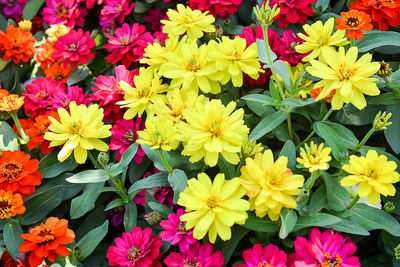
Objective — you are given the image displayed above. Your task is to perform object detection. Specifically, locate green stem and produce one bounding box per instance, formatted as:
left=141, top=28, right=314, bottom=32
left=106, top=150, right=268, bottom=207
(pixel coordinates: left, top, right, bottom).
left=235, top=157, right=245, bottom=177
left=287, top=112, right=293, bottom=141
left=305, top=171, right=320, bottom=190
left=10, top=112, right=29, bottom=143
left=88, top=151, right=101, bottom=169
left=103, top=165, right=129, bottom=203
left=347, top=195, right=360, bottom=209
left=159, top=149, right=173, bottom=173
left=355, top=128, right=376, bottom=150
left=350, top=39, right=355, bottom=47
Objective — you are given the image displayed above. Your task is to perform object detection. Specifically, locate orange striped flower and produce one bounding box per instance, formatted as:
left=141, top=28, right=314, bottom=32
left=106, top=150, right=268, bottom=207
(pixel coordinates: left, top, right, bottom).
left=335, top=10, right=373, bottom=40
left=0, top=190, right=25, bottom=219
left=0, top=94, right=24, bottom=112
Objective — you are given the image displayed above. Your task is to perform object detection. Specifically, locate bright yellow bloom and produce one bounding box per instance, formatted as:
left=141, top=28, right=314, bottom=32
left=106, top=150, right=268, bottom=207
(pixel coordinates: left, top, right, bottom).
left=161, top=4, right=215, bottom=39
left=178, top=173, right=250, bottom=243
left=117, top=67, right=168, bottom=119
left=341, top=150, right=400, bottom=205
left=137, top=116, right=180, bottom=151
left=296, top=17, right=349, bottom=62
left=0, top=94, right=24, bottom=112
left=18, top=20, right=32, bottom=32
left=178, top=99, right=249, bottom=167
left=297, top=141, right=332, bottom=173
left=239, top=150, right=305, bottom=221
left=44, top=101, right=111, bottom=164
left=307, top=46, right=380, bottom=110
left=45, top=24, right=71, bottom=42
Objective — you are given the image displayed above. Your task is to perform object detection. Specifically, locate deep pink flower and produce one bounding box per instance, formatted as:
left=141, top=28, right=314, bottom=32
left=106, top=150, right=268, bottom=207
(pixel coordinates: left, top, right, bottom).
left=48, top=85, right=90, bottom=109
left=109, top=118, right=145, bottom=162
left=145, top=9, right=167, bottom=31
left=188, top=0, right=242, bottom=19
left=107, top=227, right=162, bottom=267
left=91, top=65, right=138, bottom=122
left=160, top=209, right=197, bottom=252
left=0, top=0, right=28, bottom=19
left=164, top=242, right=224, bottom=267
left=99, top=0, right=135, bottom=31
left=42, top=0, right=87, bottom=27
left=288, top=228, right=361, bottom=267
left=263, top=0, right=316, bottom=28
left=238, top=243, right=287, bottom=267
left=152, top=31, right=168, bottom=46
left=80, top=0, right=104, bottom=9
left=272, top=30, right=307, bottom=66
left=104, top=23, right=154, bottom=67
left=23, top=78, right=66, bottom=116
left=53, top=29, right=96, bottom=69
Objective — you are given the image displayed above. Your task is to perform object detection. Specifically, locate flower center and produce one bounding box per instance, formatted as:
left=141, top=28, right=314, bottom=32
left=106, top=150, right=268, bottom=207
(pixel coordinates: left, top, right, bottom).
left=0, top=161, right=23, bottom=182
left=68, top=121, right=82, bottom=135
left=320, top=252, right=343, bottom=267
left=137, top=86, right=151, bottom=98
left=56, top=2, right=68, bottom=20
left=207, top=120, right=222, bottom=137
left=345, top=17, right=360, bottom=28
left=35, top=89, right=47, bottom=98
left=37, top=229, right=56, bottom=243
left=126, top=247, right=141, bottom=262
left=124, top=130, right=136, bottom=143
left=0, top=199, right=13, bottom=216
left=337, top=63, right=356, bottom=81
left=183, top=257, right=200, bottom=267
left=258, top=261, right=273, bottom=267
left=39, top=120, right=51, bottom=134
left=69, top=43, right=78, bottom=52
left=366, top=168, right=378, bottom=179
left=187, top=57, right=200, bottom=72
left=177, top=221, right=187, bottom=232
left=207, top=196, right=219, bottom=208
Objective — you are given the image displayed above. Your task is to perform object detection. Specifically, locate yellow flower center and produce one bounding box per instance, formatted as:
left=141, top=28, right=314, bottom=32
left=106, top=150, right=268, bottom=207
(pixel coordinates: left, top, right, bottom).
left=207, top=120, right=222, bottom=137
left=320, top=252, right=343, bottom=267
left=0, top=199, right=13, bottom=217
left=187, top=57, right=200, bottom=72
left=345, top=17, right=360, bottom=28
left=337, top=63, right=356, bottom=81
left=177, top=221, right=188, bottom=232
left=183, top=256, right=200, bottom=267
left=137, top=86, right=151, bottom=98
left=207, top=196, right=220, bottom=208
left=127, top=247, right=141, bottom=262
left=35, top=89, right=47, bottom=98
left=0, top=161, right=23, bottom=182
left=68, top=121, right=83, bottom=135
left=258, top=261, right=272, bottom=267
left=36, top=228, right=56, bottom=244
left=366, top=168, right=378, bottom=179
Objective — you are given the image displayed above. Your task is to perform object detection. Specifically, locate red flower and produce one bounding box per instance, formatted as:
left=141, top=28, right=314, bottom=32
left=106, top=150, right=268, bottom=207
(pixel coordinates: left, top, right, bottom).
left=12, top=118, right=34, bottom=138
left=0, top=25, right=36, bottom=64
left=188, top=0, right=242, bottom=19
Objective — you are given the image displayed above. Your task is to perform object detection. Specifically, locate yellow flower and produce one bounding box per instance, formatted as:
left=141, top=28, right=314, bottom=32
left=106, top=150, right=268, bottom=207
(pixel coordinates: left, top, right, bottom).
left=137, top=116, right=180, bottom=151
left=44, top=101, right=111, bottom=164
left=178, top=99, right=249, bottom=167
left=239, top=149, right=305, bottom=221
left=45, top=24, right=71, bottom=42
left=341, top=150, right=400, bottom=205
left=178, top=173, right=250, bottom=243
left=306, top=46, right=380, bottom=110
left=208, top=36, right=261, bottom=87
left=161, top=4, right=215, bottom=39
left=295, top=17, right=349, bottom=62
left=0, top=94, right=24, bottom=112
left=117, top=67, right=168, bottom=119
left=297, top=141, right=332, bottom=173
left=18, top=20, right=32, bottom=32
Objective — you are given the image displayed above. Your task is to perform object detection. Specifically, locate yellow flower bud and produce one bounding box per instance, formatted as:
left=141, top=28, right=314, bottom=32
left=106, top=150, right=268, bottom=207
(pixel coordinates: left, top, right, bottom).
left=373, top=111, right=392, bottom=130
left=18, top=20, right=32, bottom=32
left=253, top=1, right=280, bottom=26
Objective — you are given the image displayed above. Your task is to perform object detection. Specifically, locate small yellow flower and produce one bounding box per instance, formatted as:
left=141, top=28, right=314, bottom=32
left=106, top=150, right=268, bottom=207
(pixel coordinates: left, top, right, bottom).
left=178, top=173, right=250, bottom=243
left=0, top=94, right=24, bottom=112
left=297, top=141, right=332, bottom=172
left=137, top=116, right=180, bottom=151
left=161, top=4, right=215, bottom=39
left=45, top=24, right=71, bottom=42
left=341, top=150, right=400, bottom=205
left=18, top=20, right=32, bottom=32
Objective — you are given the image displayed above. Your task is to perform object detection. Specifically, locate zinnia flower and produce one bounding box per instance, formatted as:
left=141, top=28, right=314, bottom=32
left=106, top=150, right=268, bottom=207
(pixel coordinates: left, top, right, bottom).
left=160, top=208, right=197, bottom=252
left=178, top=99, right=249, bottom=167
left=48, top=85, right=90, bottom=109
left=36, top=40, right=56, bottom=70
left=99, top=0, right=135, bottom=30
left=45, top=24, right=71, bottom=42
left=44, top=62, right=73, bottom=83
left=0, top=189, right=26, bottom=219
left=239, top=149, right=304, bottom=221
left=42, top=0, right=87, bottom=28
left=0, top=94, right=24, bottom=112
left=107, top=227, right=162, bottom=267
left=109, top=118, right=145, bottom=162
left=12, top=118, right=34, bottom=138
left=164, top=242, right=224, bottom=267
left=161, top=4, right=216, bottom=39
left=238, top=243, right=288, bottom=267
left=306, top=46, right=380, bottom=110
left=20, top=217, right=75, bottom=267
left=53, top=29, right=96, bottom=69
left=275, top=30, right=307, bottom=66
left=0, top=150, right=42, bottom=197
left=44, top=101, right=111, bottom=164
left=335, top=10, right=373, bottom=40
left=0, top=25, right=36, bottom=64
left=340, top=149, right=400, bottom=205
left=297, top=141, right=332, bottom=173
left=0, top=0, right=28, bottom=19
left=288, top=228, right=360, bottom=266
left=188, top=0, right=242, bottom=19
left=144, top=9, right=167, bottom=31
left=178, top=173, right=250, bottom=243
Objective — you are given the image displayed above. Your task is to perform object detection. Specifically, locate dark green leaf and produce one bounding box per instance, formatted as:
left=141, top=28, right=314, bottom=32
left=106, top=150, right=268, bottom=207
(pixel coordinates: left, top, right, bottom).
left=281, top=98, right=316, bottom=108
left=38, top=151, right=78, bottom=178
left=221, top=226, right=249, bottom=267
left=66, top=169, right=108, bottom=183
left=384, top=103, right=400, bottom=154
left=67, top=66, right=90, bottom=85
left=4, top=223, right=23, bottom=260
left=168, top=169, right=188, bottom=202
left=279, top=208, right=297, bottom=239
left=148, top=201, right=173, bottom=218
left=110, top=143, right=138, bottom=176
left=124, top=202, right=137, bottom=232
left=242, top=212, right=279, bottom=232
left=141, top=145, right=171, bottom=172
left=321, top=171, right=351, bottom=211
left=336, top=104, right=384, bottom=126
left=309, top=184, right=327, bottom=213
left=293, top=213, right=341, bottom=231
left=241, top=94, right=277, bottom=106
left=77, top=220, right=109, bottom=261
left=279, top=140, right=296, bottom=170
left=0, top=15, right=6, bottom=31
left=369, top=92, right=399, bottom=105
left=70, top=182, right=104, bottom=219
left=23, top=0, right=46, bottom=20
left=330, top=219, right=370, bottom=236
left=0, top=121, right=19, bottom=151
left=218, top=156, right=236, bottom=179
left=128, top=172, right=169, bottom=195
left=104, top=198, right=125, bottom=211
left=249, top=110, right=287, bottom=140
left=356, top=31, right=400, bottom=53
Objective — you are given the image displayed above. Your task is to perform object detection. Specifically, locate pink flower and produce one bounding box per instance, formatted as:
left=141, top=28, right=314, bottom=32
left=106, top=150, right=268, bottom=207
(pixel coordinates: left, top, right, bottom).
left=164, top=242, right=224, bottom=267
left=159, top=209, right=197, bottom=252
left=188, top=0, right=242, bottom=19
left=91, top=65, right=138, bottom=122
left=107, top=227, right=162, bottom=267
left=272, top=30, right=307, bottom=66
left=0, top=0, right=28, bottom=19
left=99, top=0, right=135, bottom=31
left=80, top=0, right=104, bottom=9
left=238, top=243, right=288, bottom=267
left=288, top=228, right=361, bottom=267
left=42, top=0, right=87, bottom=27
left=144, top=9, right=168, bottom=31
left=263, top=0, right=316, bottom=28
left=48, top=85, right=90, bottom=109
left=53, top=29, right=96, bottom=69
left=109, top=118, right=145, bottom=162
left=104, top=23, right=154, bottom=67
left=23, top=78, right=66, bottom=116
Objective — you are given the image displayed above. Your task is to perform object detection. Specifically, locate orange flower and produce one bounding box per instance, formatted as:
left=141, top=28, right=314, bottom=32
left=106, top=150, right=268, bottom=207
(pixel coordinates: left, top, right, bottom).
left=310, top=87, right=336, bottom=103
left=36, top=40, right=56, bottom=70
left=0, top=189, right=26, bottom=219
left=0, top=151, right=42, bottom=196
left=0, top=25, right=36, bottom=64
left=0, top=89, right=9, bottom=98
left=335, top=10, right=373, bottom=40
left=26, top=111, right=60, bottom=155
left=20, top=217, right=75, bottom=267
left=44, top=63, right=73, bottom=83
left=12, top=117, right=34, bottom=137
left=0, top=94, right=24, bottom=112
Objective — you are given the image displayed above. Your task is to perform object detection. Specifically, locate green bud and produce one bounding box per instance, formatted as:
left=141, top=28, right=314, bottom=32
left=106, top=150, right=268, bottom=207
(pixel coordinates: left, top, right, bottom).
left=373, top=111, right=392, bottom=131
left=97, top=152, right=109, bottom=167
left=384, top=201, right=395, bottom=214
left=394, top=244, right=400, bottom=260
left=254, top=1, right=280, bottom=26
left=144, top=211, right=161, bottom=226
left=377, top=61, right=392, bottom=77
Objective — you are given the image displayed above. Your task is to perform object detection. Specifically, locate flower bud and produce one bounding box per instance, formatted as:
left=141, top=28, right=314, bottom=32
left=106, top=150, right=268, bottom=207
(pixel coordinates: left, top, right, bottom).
left=144, top=211, right=161, bottom=226
left=206, top=25, right=223, bottom=40
left=18, top=20, right=32, bottom=32
left=97, top=152, right=109, bottom=167
left=384, top=201, right=395, bottom=214
left=377, top=61, right=391, bottom=77
left=394, top=244, right=400, bottom=260
left=254, top=1, right=280, bottom=26
left=241, top=138, right=263, bottom=159
left=373, top=111, right=392, bottom=131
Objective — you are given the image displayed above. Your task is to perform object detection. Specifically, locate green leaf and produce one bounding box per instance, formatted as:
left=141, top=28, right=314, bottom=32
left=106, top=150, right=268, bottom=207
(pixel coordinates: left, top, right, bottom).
left=336, top=104, right=384, bottom=126
left=269, top=60, right=291, bottom=91
left=293, top=213, right=341, bottom=231
left=309, top=184, right=327, bottom=214
left=124, top=202, right=137, bottom=232
left=369, top=92, right=399, bottom=105
left=104, top=198, right=125, bottom=211
left=241, top=94, right=277, bottom=106
left=384, top=103, right=400, bottom=154
left=242, top=212, right=279, bottom=232
left=23, top=0, right=46, bottom=20
left=168, top=169, right=188, bottom=202
left=321, top=172, right=351, bottom=211
left=218, top=156, right=236, bottom=179
left=330, top=219, right=370, bottom=236
left=127, top=172, right=169, bottom=195
left=148, top=201, right=173, bottom=219
left=67, top=66, right=90, bottom=85
left=256, top=38, right=277, bottom=64
left=356, top=31, right=400, bottom=53
left=70, top=182, right=104, bottom=219
left=281, top=98, right=316, bottom=108
left=220, top=226, right=249, bottom=267
left=110, top=143, right=138, bottom=176
left=38, top=151, right=78, bottom=178
left=249, top=110, right=287, bottom=140
left=77, top=220, right=109, bottom=261
left=279, top=140, right=296, bottom=170
left=141, top=145, right=171, bottom=172
left=66, top=169, right=108, bottom=183
left=279, top=208, right=297, bottom=239
left=21, top=185, right=65, bottom=225
left=4, top=223, right=24, bottom=260
left=0, top=121, right=19, bottom=151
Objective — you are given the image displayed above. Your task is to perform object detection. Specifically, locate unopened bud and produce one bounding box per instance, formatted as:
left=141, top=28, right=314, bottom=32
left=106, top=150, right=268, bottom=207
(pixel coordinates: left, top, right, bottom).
left=144, top=211, right=161, bottom=226
left=97, top=152, right=109, bottom=166
left=384, top=201, right=395, bottom=214
left=394, top=244, right=400, bottom=260
left=373, top=111, right=392, bottom=131
left=206, top=25, right=223, bottom=40
left=241, top=138, right=263, bottom=159
left=377, top=61, right=391, bottom=77
left=254, top=1, right=280, bottom=26
left=70, top=246, right=81, bottom=258
left=18, top=20, right=32, bottom=32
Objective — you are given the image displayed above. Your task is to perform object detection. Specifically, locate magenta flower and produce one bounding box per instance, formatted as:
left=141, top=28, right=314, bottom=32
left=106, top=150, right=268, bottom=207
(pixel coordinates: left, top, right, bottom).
left=99, top=0, right=135, bottom=31
left=0, top=0, right=28, bottom=19
left=188, top=0, right=242, bottom=19
left=160, top=209, right=197, bottom=252
left=288, top=228, right=361, bottom=267
left=107, top=227, right=162, bottom=267
left=80, top=0, right=104, bottom=9
left=53, top=29, right=96, bottom=69
left=48, top=85, right=90, bottom=109
left=91, top=65, right=138, bottom=122
left=273, top=30, right=307, bottom=66
left=104, top=23, right=154, bottom=67
left=238, top=243, right=287, bottom=267
left=109, top=118, right=145, bottom=162
left=164, top=242, right=224, bottom=267
left=42, top=0, right=87, bottom=28
left=144, top=9, right=167, bottom=31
